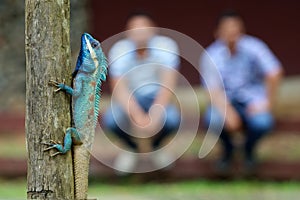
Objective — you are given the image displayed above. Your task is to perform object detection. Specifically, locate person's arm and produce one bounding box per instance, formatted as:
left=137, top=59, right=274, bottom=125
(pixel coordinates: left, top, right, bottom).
left=142, top=68, right=178, bottom=134
left=246, top=68, right=283, bottom=114
left=148, top=68, right=177, bottom=133
left=110, top=77, right=150, bottom=127
left=152, top=68, right=177, bottom=108
left=208, top=89, right=242, bottom=132
left=200, top=50, right=241, bottom=132
left=108, top=40, right=152, bottom=127
left=265, top=68, right=283, bottom=111
left=247, top=38, right=283, bottom=114
left=146, top=37, right=180, bottom=131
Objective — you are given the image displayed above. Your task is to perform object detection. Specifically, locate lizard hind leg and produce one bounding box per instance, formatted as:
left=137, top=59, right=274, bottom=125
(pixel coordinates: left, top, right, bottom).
left=66, top=127, right=83, bottom=145
left=43, top=127, right=81, bottom=156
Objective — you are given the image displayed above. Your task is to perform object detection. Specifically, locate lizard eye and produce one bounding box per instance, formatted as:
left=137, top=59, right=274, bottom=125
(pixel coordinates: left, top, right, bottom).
left=91, top=42, right=99, bottom=48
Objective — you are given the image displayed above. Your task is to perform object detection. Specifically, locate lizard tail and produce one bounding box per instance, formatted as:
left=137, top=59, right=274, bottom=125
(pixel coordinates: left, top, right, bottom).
left=73, top=145, right=90, bottom=200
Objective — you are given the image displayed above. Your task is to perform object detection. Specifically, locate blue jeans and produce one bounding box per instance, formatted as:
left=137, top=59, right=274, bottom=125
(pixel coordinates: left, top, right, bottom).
left=103, top=93, right=180, bottom=150
left=205, top=100, right=274, bottom=160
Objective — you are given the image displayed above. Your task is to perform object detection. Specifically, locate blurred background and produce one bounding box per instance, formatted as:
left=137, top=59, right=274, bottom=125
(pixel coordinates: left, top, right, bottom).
left=0, top=0, right=300, bottom=199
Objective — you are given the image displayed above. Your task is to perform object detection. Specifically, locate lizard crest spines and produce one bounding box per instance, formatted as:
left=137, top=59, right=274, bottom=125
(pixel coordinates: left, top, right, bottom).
left=94, top=54, right=107, bottom=126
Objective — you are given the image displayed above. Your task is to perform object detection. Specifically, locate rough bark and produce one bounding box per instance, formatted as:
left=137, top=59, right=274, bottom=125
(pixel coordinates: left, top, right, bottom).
left=25, top=0, right=74, bottom=199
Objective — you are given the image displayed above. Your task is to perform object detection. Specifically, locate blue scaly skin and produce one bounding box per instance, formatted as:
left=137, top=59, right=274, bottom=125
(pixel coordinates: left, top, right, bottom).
left=45, top=33, right=107, bottom=199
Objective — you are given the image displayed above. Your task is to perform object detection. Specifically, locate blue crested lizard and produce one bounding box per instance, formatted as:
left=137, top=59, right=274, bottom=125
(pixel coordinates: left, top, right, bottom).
left=44, top=33, right=107, bottom=199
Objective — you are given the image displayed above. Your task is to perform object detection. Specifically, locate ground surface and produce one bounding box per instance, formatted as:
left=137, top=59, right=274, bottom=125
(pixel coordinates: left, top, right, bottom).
left=1, top=179, right=300, bottom=200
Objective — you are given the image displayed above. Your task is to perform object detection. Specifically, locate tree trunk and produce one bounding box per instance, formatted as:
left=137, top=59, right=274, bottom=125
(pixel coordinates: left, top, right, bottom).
left=25, top=0, right=74, bottom=199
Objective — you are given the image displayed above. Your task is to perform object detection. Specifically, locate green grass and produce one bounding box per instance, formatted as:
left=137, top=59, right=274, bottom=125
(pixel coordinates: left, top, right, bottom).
left=1, top=178, right=300, bottom=200
left=0, top=179, right=26, bottom=200
left=89, top=180, right=300, bottom=200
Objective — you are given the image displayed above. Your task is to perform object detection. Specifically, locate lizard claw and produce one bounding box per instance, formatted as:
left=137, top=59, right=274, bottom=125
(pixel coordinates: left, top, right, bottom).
left=49, top=80, right=61, bottom=93
left=49, top=79, right=65, bottom=93
left=48, top=80, right=59, bottom=87
left=42, top=141, right=56, bottom=150
left=43, top=145, right=56, bottom=151
left=54, top=88, right=62, bottom=93
left=42, top=140, right=62, bottom=156
left=50, top=152, right=62, bottom=157
left=50, top=139, right=59, bottom=144
left=42, top=140, right=59, bottom=146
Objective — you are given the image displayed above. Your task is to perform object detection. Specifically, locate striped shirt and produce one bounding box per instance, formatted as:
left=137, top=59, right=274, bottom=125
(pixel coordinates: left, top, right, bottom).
left=200, top=34, right=281, bottom=104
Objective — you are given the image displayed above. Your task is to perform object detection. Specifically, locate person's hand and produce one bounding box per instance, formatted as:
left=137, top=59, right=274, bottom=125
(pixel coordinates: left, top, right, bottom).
left=130, top=109, right=150, bottom=128
left=246, top=100, right=270, bottom=115
left=131, top=104, right=165, bottom=138
left=224, top=105, right=242, bottom=132
left=129, top=110, right=152, bottom=138
left=144, top=104, right=165, bottom=135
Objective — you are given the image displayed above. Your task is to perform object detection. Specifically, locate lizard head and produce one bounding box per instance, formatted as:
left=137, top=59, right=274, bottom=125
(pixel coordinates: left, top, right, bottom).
left=73, top=33, right=106, bottom=78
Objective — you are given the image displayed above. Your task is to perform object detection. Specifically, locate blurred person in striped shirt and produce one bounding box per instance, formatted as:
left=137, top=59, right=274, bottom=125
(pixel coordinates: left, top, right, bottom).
left=200, top=10, right=283, bottom=173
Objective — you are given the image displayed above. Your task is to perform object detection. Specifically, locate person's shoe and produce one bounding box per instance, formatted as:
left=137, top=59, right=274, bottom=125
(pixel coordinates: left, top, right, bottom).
left=243, top=157, right=257, bottom=175
left=215, top=157, right=232, bottom=175
left=151, top=150, right=175, bottom=170
left=113, top=151, right=138, bottom=176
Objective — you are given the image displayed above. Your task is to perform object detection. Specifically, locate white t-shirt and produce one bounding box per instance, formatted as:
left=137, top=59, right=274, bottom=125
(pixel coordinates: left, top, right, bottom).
left=109, top=35, right=180, bottom=96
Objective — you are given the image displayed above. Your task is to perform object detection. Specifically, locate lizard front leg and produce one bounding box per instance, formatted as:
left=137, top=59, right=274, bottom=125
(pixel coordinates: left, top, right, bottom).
left=49, top=80, right=74, bottom=95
